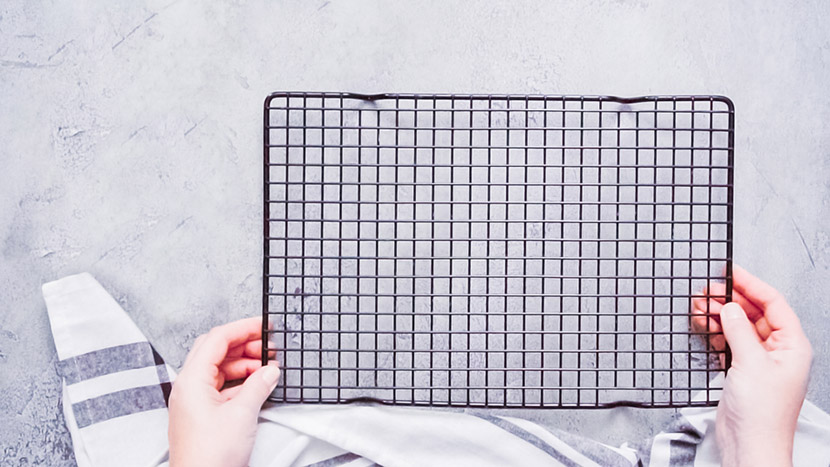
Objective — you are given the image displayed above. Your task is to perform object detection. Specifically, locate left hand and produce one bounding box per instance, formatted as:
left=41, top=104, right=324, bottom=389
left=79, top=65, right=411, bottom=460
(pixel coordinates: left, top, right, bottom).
left=168, top=317, right=280, bottom=467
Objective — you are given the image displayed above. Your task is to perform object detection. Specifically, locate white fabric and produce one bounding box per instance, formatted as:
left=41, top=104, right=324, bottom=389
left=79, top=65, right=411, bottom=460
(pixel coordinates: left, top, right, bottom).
left=43, top=273, right=830, bottom=467
left=43, top=273, right=148, bottom=358
left=255, top=405, right=574, bottom=466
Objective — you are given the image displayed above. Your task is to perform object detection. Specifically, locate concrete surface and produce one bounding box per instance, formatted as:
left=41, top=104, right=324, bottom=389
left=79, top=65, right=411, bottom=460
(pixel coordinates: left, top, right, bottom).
left=2, top=0, right=829, bottom=464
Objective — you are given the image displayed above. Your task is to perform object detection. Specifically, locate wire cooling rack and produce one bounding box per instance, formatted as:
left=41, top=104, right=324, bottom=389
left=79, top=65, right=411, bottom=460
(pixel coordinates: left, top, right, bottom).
left=263, top=92, right=733, bottom=409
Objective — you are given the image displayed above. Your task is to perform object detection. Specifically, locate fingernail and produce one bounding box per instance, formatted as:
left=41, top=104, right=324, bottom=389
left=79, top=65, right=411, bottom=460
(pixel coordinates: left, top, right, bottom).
left=262, top=363, right=281, bottom=386
left=721, top=303, right=741, bottom=320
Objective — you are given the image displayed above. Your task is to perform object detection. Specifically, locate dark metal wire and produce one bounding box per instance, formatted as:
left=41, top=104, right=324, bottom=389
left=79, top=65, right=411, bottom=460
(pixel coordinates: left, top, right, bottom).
left=263, top=92, right=734, bottom=409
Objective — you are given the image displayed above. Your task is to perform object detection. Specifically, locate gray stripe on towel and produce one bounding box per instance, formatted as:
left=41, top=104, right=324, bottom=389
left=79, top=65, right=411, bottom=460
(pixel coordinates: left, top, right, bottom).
left=630, top=412, right=703, bottom=466
left=669, top=438, right=697, bottom=466
left=73, top=384, right=167, bottom=428
left=59, top=341, right=156, bottom=385
left=669, top=413, right=704, bottom=467
left=304, top=452, right=361, bottom=467
left=666, top=419, right=703, bottom=467
left=476, top=414, right=580, bottom=467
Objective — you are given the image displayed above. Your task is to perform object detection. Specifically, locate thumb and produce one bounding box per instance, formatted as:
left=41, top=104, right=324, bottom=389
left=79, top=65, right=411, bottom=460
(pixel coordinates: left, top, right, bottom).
left=720, top=302, right=764, bottom=361
left=231, top=362, right=280, bottom=412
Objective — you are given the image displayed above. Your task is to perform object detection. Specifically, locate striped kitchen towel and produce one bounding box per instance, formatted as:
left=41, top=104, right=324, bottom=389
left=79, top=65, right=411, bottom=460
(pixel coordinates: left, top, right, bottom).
left=44, top=273, right=174, bottom=467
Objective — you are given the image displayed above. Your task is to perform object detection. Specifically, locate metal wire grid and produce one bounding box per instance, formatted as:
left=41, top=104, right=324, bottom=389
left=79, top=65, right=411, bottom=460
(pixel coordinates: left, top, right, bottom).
left=263, top=92, right=733, bottom=409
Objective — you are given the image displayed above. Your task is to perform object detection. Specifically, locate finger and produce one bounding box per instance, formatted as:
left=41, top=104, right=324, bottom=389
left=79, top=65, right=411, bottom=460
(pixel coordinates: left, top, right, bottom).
left=691, top=312, right=723, bottom=335
left=700, top=283, right=729, bottom=303
left=704, top=284, right=764, bottom=322
left=719, top=302, right=764, bottom=362
left=219, top=358, right=263, bottom=381
left=732, top=266, right=802, bottom=335
left=227, top=340, right=270, bottom=359
left=261, top=340, right=277, bottom=359
left=691, top=299, right=726, bottom=351
left=692, top=298, right=723, bottom=331
left=693, top=295, right=723, bottom=318
left=189, top=317, right=264, bottom=371
left=694, top=293, right=773, bottom=341
left=229, top=363, right=280, bottom=413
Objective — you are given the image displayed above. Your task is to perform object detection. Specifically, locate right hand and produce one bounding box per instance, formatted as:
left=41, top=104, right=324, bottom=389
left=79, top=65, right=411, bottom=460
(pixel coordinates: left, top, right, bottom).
left=692, top=265, right=812, bottom=467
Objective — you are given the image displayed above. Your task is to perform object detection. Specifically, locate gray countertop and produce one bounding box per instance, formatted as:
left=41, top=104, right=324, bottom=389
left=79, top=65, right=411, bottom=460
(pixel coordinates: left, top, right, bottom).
left=2, top=1, right=829, bottom=464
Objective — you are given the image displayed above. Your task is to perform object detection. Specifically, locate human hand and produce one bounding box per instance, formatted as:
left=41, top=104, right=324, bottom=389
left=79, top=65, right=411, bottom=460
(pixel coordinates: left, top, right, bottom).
left=692, top=266, right=812, bottom=467
left=168, top=317, right=280, bottom=467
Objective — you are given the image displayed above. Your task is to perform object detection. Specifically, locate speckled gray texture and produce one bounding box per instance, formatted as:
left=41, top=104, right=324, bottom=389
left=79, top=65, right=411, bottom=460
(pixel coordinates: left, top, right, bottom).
left=2, top=1, right=829, bottom=464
